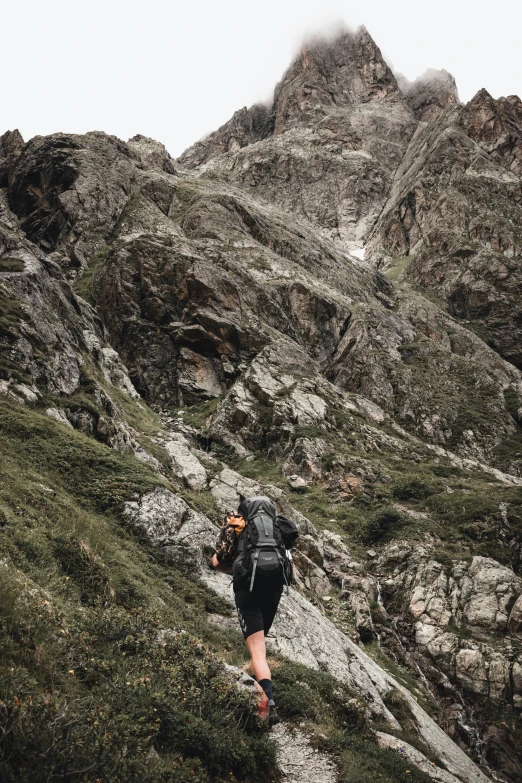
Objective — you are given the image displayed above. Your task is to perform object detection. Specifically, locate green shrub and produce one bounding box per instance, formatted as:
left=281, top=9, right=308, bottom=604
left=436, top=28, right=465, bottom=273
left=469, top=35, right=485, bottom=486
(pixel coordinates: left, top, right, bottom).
left=363, top=507, right=408, bottom=543
left=0, top=288, right=23, bottom=342
left=0, top=257, right=25, bottom=272
left=392, top=473, right=441, bottom=501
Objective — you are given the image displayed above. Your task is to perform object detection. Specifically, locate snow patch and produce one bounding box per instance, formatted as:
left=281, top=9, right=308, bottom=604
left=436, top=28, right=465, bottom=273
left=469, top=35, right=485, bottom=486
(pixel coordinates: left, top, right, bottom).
left=351, top=246, right=366, bottom=261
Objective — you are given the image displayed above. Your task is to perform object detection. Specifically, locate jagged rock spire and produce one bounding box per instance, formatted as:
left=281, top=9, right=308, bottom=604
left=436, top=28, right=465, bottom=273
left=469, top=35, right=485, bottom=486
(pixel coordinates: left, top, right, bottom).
left=0, top=129, right=25, bottom=186
left=272, top=25, right=402, bottom=133
left=460, top=88, right=522, bottom=174
left=0, top=129, right=24, bottom=159
left=399, top=68, right=460, bottom=123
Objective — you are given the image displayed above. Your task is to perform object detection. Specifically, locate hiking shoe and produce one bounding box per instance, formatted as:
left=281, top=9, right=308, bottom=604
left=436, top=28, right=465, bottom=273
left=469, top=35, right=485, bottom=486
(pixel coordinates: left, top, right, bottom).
left=257, top=692, right=270, bottom=721
left=268, top=699, right=280, bottom=726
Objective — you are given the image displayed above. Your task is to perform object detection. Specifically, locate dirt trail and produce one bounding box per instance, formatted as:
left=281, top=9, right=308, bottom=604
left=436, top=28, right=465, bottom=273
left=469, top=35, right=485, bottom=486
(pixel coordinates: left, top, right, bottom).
left=272, top=723, right=337, bottom=783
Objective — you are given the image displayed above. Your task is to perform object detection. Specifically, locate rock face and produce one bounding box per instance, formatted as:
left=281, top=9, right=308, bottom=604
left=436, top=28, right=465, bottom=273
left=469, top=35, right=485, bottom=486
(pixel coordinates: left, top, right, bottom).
left=164, top=433, right=208, bottom=489
left=124, top=487, right=216, bottom=568
left=0, top=129, right=24, bottom=184
left=0, top=189, right=135, bottom=398
left=2, top=64, right=521, bottom=469
left=0, top=186, right=163, bottom=468
left=376, top=732, right=461, bottom=783
left=367, top=89, right=522, bottom=371
left=376, top=543, right=522, bottom=779
left=8, top=132, right=139, bottom=271
left=2, top=21, right=522, bottom=783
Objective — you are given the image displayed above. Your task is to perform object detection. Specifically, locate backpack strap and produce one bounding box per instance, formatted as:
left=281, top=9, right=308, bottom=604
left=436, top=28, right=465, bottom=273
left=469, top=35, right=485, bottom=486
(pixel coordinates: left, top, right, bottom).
left=281, top=551, right=290, bottom=595
left=249, top=550, right=260, bottom=592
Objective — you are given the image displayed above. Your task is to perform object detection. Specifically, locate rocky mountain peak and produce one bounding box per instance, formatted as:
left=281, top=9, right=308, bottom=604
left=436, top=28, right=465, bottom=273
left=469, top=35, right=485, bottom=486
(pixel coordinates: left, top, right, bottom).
left=178, top=26, right=417, bottom=251
left=399, top=68, right=460, bottom=122
left=178, top=25, right=407, bottom=171
left=272, top=25, right=402, bottom=133
left=460, top=87, right=522, bottom=174
left=0, top=129, right=24, bottom=159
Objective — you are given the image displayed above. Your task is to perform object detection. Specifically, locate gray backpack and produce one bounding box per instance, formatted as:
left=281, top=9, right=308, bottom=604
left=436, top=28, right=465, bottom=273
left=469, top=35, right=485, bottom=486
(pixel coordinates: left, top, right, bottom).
left=233, top=496, right=292, bottom=592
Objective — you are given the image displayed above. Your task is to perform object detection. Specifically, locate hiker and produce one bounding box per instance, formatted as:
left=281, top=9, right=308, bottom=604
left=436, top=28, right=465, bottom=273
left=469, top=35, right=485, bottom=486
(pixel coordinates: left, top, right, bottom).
left=211, top=495, right=298, bottom=723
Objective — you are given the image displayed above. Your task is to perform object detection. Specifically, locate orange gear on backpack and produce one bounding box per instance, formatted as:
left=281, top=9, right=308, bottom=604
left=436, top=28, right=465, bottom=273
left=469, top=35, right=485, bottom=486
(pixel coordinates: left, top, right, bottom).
left=226, top=514, right=245, bottom=536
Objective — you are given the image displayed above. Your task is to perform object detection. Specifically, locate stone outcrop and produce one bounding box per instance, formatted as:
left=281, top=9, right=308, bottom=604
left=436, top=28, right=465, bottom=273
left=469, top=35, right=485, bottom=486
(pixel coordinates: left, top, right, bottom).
left=460, top=90, right=522, bottom=176
left=123, top=486, right=217, bottom=568
left=0, top=189, right=137, bottom=401
left=0, top=129, right=24, bottom=185
left=175, top=104, right=274, bottom=169
left=508, top=594, right=522, bottom=635
left=164, top=433, right=208, bottom=489
left=375, top=542, right=522, bottom=777
left=7, top=132, right=139, bottom=272
left=376, top=732, right=461, bottom=783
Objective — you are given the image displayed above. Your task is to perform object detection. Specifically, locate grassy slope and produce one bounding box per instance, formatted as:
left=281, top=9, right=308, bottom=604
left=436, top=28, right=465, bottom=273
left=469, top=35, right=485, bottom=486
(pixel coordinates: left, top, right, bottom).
left=0, top=398, right=273, bottom=783
left=0, top=397, right=436, bottom=783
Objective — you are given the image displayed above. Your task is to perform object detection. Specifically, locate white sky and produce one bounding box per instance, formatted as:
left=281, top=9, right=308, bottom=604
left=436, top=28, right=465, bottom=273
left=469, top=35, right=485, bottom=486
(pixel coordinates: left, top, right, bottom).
left=3, top=0, right=521, bottom=158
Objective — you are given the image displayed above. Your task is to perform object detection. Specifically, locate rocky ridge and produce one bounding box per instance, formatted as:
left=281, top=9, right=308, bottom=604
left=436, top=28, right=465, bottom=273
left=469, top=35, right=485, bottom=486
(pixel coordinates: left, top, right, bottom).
left=366, top=90, right=522, bottom=371
left=2, top=23, right=522, bottom=783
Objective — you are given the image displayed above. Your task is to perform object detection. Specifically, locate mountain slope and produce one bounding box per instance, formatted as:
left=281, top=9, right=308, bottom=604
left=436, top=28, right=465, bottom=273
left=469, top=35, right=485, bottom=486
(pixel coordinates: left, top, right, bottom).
left=2, top=24, right=522, bottom=783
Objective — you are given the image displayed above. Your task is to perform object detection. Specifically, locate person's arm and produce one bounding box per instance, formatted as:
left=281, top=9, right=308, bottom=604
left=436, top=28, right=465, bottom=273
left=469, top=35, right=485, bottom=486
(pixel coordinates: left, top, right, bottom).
left=212, top=552, right=232, bottom=574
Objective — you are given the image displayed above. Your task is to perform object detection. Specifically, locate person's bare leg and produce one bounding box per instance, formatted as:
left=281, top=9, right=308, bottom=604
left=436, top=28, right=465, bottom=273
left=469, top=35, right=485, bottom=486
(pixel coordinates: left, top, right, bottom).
left=246, top=630, right=279, bottom=722
left=245, top=630, right=271, bottom=682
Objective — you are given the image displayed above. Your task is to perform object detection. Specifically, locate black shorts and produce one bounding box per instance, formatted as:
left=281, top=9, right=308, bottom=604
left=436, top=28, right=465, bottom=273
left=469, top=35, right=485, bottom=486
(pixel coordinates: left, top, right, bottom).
left=234, top=588, right=283, bottom=640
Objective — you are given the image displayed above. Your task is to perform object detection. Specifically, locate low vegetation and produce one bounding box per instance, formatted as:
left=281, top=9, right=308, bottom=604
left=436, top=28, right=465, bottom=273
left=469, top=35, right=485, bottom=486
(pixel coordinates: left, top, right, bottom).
left=0, top=399, right=274, bottom=782
left=362, top=507, right=409, bottom=544
left=0, top=287, right=23, bottom=344
left=0, top=257, right=25, bottom=273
